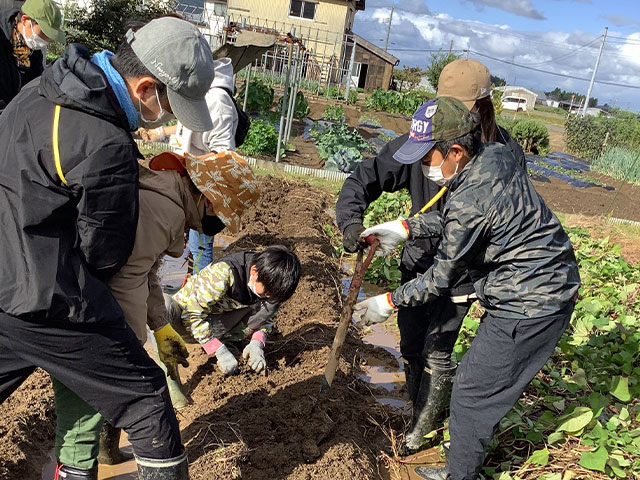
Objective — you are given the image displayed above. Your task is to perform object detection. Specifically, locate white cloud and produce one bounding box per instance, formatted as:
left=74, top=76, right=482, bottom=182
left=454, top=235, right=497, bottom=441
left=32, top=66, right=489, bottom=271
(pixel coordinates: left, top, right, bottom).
left=353, top=8, right=640, bottom=110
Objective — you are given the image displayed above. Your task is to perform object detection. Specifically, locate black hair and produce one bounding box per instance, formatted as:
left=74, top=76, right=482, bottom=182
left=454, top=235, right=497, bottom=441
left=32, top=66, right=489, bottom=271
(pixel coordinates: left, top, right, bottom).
left=435, top=110, right=483, bottom=158
left=110, top=19, right=166, bottom=97
left=473, top=96, right=498, bottom=143
left=253, top=245, right=301, bottom=303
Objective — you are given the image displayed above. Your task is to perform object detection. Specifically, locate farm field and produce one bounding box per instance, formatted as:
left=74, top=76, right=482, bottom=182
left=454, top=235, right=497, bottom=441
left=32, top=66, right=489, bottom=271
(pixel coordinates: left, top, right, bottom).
left=1, top=165, right=639, bottom=479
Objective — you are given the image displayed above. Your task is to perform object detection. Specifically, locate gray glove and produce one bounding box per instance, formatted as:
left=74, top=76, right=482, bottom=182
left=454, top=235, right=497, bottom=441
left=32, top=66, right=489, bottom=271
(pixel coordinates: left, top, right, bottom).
left=242, top=340, right=266, bottom=373
left=215, top=344, right=238, bottom=375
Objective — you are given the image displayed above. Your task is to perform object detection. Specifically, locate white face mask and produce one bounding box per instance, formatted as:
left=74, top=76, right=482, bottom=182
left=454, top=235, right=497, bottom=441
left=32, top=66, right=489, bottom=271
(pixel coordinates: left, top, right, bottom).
left=247, top=274, right=264, bottom=298
left=421, top=162, right=447, bottom=186
left=421, top=149, right=461, bottom=187
left=22, top=21, right=49, bottom=51
left=137, top=85, right=175, bottom=128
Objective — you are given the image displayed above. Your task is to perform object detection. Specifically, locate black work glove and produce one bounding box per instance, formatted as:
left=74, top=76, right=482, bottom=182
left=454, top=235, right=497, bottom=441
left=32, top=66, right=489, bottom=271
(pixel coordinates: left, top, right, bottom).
left=342, top=223, right=367, bottom=253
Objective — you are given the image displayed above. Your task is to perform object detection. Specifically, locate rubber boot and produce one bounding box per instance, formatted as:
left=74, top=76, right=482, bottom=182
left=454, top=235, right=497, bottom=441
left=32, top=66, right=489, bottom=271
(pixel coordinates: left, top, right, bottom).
left=54, top=463, right=98, bottom=480
left=97, top=421, right=133, bottom=465
left=403, top=358, right=424, bottom=406
left=414, top=464, right=450, bottom=480
left=401, top=365, right=456, bottom=455
left=136, top=448, right=189, bottom=480
left=155, top=351, right=191, bottom=410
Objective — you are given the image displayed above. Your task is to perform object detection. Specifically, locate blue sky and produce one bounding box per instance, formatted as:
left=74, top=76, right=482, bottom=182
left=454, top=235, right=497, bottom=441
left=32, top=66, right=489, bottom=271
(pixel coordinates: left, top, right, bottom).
left=353, top=0, right=640, bottom=110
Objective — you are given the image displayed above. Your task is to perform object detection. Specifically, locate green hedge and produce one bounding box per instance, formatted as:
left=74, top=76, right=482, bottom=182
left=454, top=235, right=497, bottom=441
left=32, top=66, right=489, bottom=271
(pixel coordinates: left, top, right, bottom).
left=565, top=115, right=640, bottom=161
left=498, top=117, right=550, bottom=156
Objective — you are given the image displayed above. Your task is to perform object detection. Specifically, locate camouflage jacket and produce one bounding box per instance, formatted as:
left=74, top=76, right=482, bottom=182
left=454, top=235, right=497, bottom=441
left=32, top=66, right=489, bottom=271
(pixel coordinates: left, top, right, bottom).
left=173, top=251, right=278, bottom=346
left=391, top=143, right=581, bottom=320
left=336, top=127, right=524, bottom=293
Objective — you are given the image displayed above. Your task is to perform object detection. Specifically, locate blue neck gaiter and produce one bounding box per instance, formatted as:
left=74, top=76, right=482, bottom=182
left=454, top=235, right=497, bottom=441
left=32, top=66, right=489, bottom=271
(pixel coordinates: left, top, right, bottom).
left=91, top=50, right=138, bottom=131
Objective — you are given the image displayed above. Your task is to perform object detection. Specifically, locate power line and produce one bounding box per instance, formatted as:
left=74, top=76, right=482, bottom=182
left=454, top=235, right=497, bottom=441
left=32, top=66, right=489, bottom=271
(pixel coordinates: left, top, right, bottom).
left=469, top=50, right=640, bottom=90
left=525, top=36, right=602, bottom=67
left=606, top=35, right=640, bottom=43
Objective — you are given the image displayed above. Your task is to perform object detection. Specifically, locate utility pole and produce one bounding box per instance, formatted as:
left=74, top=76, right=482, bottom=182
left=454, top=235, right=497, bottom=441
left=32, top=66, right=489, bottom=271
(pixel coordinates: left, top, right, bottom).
left=384, top=4, right=394, bottom=52
left=582, top=26, right=608, bottom=117
left=448, top=40, right=453, bottom=55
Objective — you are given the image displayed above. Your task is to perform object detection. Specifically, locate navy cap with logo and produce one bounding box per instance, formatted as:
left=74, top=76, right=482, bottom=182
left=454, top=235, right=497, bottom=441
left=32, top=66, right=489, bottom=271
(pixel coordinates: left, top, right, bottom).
left=393, top=96, right=474, bottom=164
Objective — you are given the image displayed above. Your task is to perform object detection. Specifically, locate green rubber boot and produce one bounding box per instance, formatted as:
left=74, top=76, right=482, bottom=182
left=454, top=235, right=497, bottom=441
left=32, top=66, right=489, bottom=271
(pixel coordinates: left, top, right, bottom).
left=155, top=351, right=191, bottom=410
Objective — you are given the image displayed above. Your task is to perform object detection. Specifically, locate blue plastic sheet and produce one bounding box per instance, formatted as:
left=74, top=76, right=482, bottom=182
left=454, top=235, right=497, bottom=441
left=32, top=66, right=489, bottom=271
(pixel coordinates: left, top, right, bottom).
left=526, top=155, right=614, bottom=190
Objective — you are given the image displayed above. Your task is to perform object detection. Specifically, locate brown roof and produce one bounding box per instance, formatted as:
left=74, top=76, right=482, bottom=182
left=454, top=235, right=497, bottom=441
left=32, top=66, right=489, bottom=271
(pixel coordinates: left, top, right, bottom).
left=353, top=33, right=399, bottom=66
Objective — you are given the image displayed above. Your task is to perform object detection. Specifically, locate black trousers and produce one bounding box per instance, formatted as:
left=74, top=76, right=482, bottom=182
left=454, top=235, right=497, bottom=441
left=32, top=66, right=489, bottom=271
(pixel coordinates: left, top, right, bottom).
left=398, top=294, right=471, bottom=371
left=0, top=311, right=182, bottom=459
left=448, top=310, right=572, bottom=480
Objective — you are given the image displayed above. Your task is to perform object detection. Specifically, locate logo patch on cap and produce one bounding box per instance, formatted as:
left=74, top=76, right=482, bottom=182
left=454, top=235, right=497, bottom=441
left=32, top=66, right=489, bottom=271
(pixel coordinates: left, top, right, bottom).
left=424, top=105, right=438, bottom=118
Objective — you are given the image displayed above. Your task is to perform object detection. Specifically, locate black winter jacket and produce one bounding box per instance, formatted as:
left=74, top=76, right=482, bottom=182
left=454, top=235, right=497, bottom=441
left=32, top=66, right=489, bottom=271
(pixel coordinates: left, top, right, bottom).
left=392, top=143, right=580, bottom=320
left=0, top=8, right=44, bottom=114
left=335, top=126, right=524, bottom=296
left=0, top=44, right=139, bottom=322
left=218, top=251, right=280, bottom=330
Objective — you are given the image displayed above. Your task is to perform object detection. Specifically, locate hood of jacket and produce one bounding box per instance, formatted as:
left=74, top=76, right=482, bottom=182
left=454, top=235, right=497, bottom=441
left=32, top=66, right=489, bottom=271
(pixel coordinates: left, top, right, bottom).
left=0, top=8, right=17, bottom=44
left=210, top=57, right=234, bottom=92
left=38, top=43, right=129, bottom=130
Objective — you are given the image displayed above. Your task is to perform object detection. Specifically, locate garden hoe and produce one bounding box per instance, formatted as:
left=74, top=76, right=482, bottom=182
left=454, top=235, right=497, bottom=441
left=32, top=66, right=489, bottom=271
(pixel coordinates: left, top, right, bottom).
left=320, top=235, right=379, bottom=394
left=319, top=186, right=448, bottom=394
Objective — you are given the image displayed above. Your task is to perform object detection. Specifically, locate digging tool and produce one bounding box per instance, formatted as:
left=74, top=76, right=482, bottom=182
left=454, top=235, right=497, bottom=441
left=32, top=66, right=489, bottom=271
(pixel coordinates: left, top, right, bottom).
left=320, top=235, right=379, bottom=394
left=320, top=187, right=447, bottom=394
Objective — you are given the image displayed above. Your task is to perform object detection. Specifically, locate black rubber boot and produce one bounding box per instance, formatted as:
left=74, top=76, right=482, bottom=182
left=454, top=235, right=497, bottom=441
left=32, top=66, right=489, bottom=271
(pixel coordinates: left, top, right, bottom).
left=136, top=448, right=190, bottom=480
left=97, top=422, right=133, bottom=465
left=414, top=464, right=450, bottom=480
left=54, top=463, right=98, bottom=480
left=401, top=365, right=456, bottom=455
left=403, top=359, right=425, bottom=406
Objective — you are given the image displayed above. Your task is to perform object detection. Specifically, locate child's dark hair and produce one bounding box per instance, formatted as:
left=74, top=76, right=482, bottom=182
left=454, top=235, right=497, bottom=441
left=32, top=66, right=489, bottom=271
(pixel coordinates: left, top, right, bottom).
left=253, top=245, right=301, bottom=303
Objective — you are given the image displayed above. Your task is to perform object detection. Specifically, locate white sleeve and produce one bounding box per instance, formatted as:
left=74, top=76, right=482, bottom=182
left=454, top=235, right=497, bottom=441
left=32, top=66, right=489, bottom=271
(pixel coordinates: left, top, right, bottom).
left=201, top=93, right=238, bottom=153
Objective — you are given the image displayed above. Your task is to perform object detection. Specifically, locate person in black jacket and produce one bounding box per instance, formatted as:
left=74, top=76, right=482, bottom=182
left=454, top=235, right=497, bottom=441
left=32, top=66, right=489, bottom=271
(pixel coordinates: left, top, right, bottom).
left=0, top=0, right=65, bottom=114
left=335, top=60, right=525, bottom=456
left=354, top=97, right=580, bottom=480
left=0, top=17, right=215, bottom=480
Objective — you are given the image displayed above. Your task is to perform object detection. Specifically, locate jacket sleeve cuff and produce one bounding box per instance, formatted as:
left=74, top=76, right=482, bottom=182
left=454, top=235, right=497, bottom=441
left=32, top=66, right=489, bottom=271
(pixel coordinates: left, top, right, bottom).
left=340, top=217, right=364, bottom=233
left=251, top=331, right=267, bottom=347
left=202, top=337, right=223, bottom=355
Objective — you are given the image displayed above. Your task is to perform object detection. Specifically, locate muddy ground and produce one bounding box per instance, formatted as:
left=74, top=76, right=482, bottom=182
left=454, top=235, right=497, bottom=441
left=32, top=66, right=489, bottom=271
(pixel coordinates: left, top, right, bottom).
left=0, top=176, right=404, bottom=479
left=2, top=136, right=639, bottom=479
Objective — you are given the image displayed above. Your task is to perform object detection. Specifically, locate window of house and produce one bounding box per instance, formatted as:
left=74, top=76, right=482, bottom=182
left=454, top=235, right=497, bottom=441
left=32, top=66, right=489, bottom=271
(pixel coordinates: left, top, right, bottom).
left=212, top=1, right=227, bottom=16
left=290, top=0, right=317, bottom=20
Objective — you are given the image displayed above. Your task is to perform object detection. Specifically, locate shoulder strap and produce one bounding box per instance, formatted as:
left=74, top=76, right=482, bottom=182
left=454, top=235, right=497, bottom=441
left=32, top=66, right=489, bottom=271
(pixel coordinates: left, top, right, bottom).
left=52, top=104, right=68, bottom=185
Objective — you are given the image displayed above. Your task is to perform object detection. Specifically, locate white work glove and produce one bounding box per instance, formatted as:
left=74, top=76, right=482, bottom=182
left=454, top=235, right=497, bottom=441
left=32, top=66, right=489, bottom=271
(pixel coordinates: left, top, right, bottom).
left=215, top=344, right=238, bottom=375
left=353, top=293, right=397, bottom=326
left=242, top=340, right=266, bottom=373
left=361, top=219, right=409, bottom=257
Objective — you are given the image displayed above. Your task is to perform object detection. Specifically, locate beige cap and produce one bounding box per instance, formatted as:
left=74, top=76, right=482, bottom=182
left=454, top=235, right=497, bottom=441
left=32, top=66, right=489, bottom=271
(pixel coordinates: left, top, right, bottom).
left=437, top=59, right=491, bottom=110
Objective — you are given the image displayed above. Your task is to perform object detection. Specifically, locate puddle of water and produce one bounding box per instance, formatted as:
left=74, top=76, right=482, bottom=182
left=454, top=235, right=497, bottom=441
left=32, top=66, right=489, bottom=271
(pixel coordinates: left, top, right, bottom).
left=42, top=434, right=137, bottom=480
left=341, top=277, right=408, bottom=409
